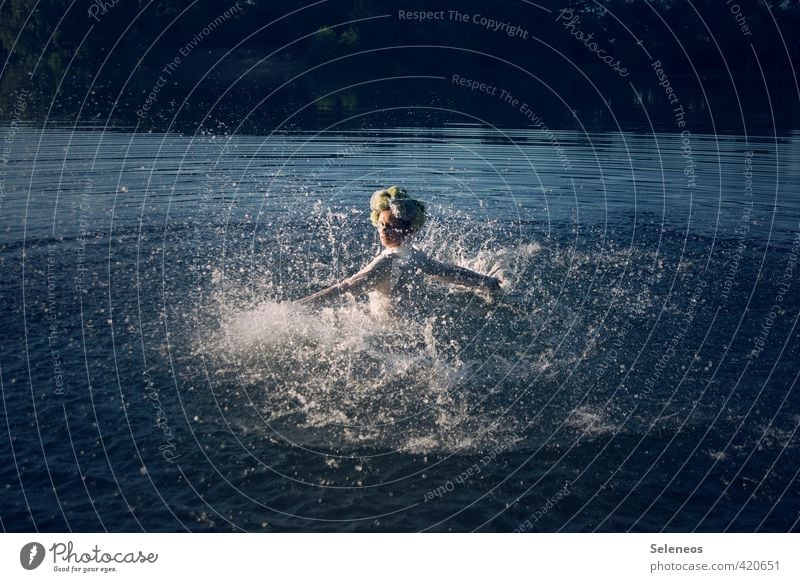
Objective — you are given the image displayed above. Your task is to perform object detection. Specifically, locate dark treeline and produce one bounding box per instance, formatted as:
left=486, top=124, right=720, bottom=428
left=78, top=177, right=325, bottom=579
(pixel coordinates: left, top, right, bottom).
left=1, top=0, right=797, bottom=130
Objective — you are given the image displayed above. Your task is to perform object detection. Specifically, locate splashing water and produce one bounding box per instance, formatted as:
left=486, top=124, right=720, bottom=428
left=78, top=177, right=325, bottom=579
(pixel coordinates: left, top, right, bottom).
left=200, top=234, right=545, bottom=455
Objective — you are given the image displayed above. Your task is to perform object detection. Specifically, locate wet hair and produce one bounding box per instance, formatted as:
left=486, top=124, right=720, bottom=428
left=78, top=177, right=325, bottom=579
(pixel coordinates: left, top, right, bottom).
left=369, top=185, right=426, bottom=233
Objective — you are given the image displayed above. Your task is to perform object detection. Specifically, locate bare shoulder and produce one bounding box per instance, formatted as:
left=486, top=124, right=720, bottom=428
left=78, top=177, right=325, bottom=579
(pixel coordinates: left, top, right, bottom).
left=411, top=247, right=450, bottom=270
left=407, top=246, right=436, bottom=264
left=344, top=251, right=392, bottom=284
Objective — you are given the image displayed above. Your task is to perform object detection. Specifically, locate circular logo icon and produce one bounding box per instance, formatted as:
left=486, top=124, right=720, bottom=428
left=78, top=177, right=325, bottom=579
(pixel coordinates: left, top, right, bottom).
left=20, top=542, right=46, bottom=570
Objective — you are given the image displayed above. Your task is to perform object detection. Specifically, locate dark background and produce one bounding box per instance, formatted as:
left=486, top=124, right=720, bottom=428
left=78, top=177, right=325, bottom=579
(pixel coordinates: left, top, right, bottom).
left=1, top=0, right=798, bottom=132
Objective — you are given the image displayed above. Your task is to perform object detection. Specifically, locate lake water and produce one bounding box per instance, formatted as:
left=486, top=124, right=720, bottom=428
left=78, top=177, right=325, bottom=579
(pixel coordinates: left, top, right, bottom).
left=1, top=125, right=799, bottom=531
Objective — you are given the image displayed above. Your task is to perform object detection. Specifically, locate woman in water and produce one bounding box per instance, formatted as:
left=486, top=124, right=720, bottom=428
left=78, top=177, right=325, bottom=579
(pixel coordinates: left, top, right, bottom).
left=296, top=186, right=501, bottom=310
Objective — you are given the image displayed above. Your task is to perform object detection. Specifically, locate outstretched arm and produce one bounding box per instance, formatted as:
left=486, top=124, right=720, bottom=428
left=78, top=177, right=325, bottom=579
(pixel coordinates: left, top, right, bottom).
left=294, top=254, right=390, bottom=306
left=421, top=255, right=502, bottom=294
left=294, top=280, right=349, bottom=306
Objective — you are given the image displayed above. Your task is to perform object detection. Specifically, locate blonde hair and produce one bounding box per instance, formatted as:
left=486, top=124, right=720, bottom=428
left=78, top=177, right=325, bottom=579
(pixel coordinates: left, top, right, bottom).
left=369, top=185, right=426, bottom=232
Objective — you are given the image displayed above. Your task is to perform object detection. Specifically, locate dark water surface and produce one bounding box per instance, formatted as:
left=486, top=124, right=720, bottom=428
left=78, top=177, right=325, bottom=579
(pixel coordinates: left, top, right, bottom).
left=1, top=126, right=799, bottom=531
